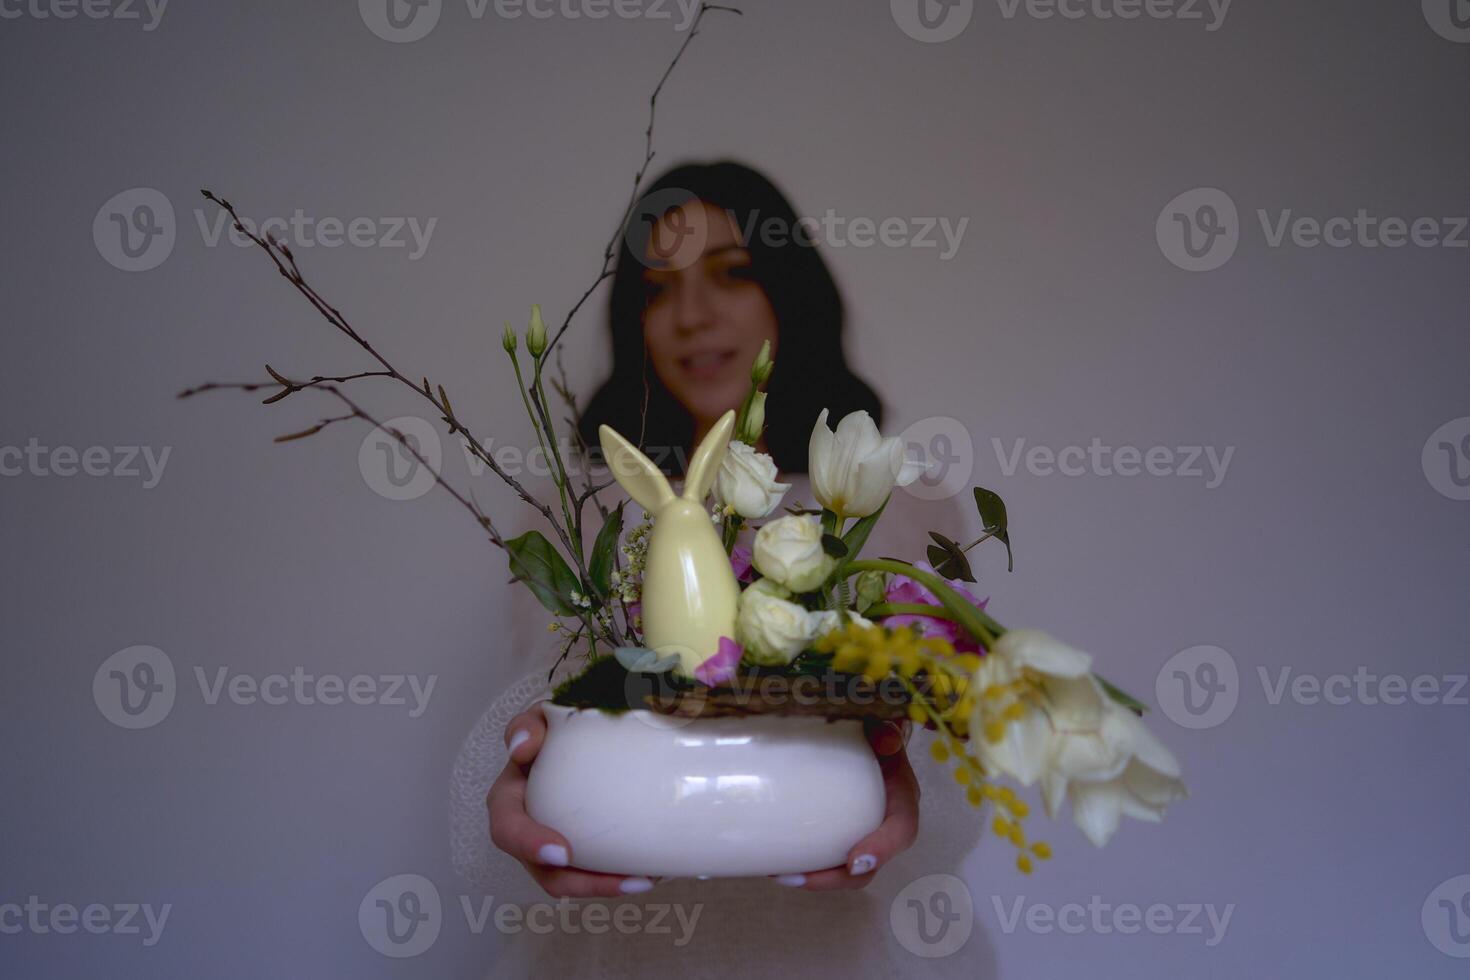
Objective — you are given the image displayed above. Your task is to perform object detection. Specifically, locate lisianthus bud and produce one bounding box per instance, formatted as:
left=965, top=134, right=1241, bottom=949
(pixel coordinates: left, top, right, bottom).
left=502, top=321, right=517, bottom=354
left=526, top=304, right=548, bottom=358
left=750, top=339, right=774, bottom=383
left=736, top=390, right=767, bottom=446
left=854, top=568, right=888, bottom=612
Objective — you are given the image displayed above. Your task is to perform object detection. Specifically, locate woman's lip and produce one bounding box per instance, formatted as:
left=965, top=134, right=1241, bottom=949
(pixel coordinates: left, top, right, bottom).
left=678, top=350, right=737, bottom=379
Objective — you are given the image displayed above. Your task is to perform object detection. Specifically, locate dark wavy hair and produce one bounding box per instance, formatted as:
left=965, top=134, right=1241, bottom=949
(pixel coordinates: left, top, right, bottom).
left=576, top=161, right=884, bottom=476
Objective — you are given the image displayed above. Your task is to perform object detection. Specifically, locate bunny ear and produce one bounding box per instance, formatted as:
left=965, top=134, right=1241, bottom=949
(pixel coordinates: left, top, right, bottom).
left=682, top=409, right=736, bottom=503
left=599, top=424, right=675, bottom=514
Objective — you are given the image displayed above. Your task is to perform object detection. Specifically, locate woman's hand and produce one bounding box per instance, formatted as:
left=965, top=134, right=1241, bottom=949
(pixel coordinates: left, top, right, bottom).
left=486, top=704, right=658, bottom=899
left=769, top=718, right=920, bottom=890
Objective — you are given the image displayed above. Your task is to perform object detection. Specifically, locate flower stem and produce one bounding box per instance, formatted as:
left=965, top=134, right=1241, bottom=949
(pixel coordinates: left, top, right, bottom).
left=844, top=558, right=1003, bottom=649
left=864, top=602, right=964, bottom=624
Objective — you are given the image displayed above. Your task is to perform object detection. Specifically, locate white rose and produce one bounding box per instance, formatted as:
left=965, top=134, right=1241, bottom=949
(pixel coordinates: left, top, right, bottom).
left=713, top=441, right=790, bottom=519
left=808, top=408, right=925, bottom=519
left=737, top=578, right=816, bottom=666
left=809, top=608, right=874, bottom=639
left=752, top=514, right=836, bottom=593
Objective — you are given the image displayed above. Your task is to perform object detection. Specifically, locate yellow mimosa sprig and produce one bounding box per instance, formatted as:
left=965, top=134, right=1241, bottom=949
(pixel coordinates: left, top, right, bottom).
left=813, top=621, right=1053, bottom=874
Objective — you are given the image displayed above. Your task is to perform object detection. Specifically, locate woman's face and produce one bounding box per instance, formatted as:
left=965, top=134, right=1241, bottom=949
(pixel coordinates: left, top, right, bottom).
left=641, top=201, right=779, bottom=434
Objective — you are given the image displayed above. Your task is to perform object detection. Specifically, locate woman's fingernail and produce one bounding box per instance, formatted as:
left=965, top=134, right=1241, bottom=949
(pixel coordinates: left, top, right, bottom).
left=850, top=854, right=878, bottom=875
left=507, top=729, right=530, bottom=753
left=619, top=877, right=655, bottom=894
left=774, top=874, right=806, bottom=887
left=537, top=843, right=569, bottom=867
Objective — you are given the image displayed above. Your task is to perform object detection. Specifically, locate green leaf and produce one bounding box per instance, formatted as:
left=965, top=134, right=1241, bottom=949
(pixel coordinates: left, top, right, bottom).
left=973, top=486, right=1014, bottom=572
left=926, top=531, right=975, bottom=582
left=588, top=502, right=625, bottom=599
left=1095, top=673, right=1147, bottom=716
left=819, top=508, right=839, bottom=536
left=506, top=530, right=581, bottom=616
left=821, top=533, right=848, bottom=558
left=839, top=495, right=888, bottom=565
left=613, top=646, right=681, bottom=674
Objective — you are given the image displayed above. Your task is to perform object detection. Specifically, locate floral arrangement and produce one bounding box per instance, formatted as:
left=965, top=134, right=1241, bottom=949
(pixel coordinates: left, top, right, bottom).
left=546, top=342, right=1186, bottom=873
left=181, top=2, right=1183, bottom=877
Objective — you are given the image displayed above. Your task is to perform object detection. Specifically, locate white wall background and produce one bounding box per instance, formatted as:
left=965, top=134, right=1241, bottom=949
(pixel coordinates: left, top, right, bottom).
left=2, top=1, right=1467, bottom=976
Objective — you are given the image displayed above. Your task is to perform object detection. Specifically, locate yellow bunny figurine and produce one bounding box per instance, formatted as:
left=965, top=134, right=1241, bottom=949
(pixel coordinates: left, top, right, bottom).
left=599, top=409, right=741, bottom=678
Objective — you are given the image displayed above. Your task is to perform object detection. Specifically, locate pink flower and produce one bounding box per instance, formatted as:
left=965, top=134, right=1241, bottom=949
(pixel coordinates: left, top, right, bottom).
left=694, top=636, right=743, bottom=687
left=884, top=561, right=988, bottom=654
left=730, top=545, right=756, bottom=583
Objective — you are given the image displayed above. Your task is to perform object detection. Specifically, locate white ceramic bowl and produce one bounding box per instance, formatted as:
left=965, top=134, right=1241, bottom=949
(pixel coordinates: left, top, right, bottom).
left=525, top=703, right=886, bottom=878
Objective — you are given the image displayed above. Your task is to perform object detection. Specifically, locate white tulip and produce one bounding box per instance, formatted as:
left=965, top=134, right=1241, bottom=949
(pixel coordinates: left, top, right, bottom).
left=969, top=628, right=1187, bottom=847
left=970, top=629, right=1097, bottom=786
left=808, top=408, right=926, bottom=519
left=737, top=578, right=817, bottom=666
left=752, top=514, right=836, bottom=593
left=1051, top=704, right=1188, bottom=848
left=712, top=441, right=790, bottom=519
